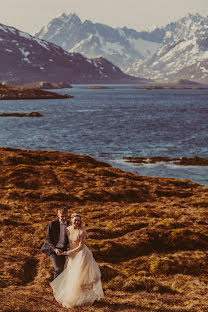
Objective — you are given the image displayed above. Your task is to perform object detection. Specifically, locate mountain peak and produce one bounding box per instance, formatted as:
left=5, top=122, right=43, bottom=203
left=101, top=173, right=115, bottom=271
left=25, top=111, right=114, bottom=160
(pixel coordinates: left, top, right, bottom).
left=176, top=12, right=206, bottom=25
left=186, top=12, right=202, bottom=19
left=66, top=13, right=82, bottom=24
left=55, top=12, right=82, bottom=25
left=59, top=12, right=67, bottom=19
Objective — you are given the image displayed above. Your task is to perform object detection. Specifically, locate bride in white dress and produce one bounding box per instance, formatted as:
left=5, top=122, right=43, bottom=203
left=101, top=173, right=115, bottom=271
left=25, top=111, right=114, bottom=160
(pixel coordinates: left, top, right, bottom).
left=50, top=213, right=104, bottom=308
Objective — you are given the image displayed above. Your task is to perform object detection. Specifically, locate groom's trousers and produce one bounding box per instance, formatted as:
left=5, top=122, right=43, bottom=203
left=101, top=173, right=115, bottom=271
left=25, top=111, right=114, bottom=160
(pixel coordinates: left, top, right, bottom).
left=50, top=253, right=66, bottom=279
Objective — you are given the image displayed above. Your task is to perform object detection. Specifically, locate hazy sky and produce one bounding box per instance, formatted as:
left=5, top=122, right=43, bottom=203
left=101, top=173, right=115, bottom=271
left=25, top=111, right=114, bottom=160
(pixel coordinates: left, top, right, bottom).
left=1, top=0, right=208, bottom=35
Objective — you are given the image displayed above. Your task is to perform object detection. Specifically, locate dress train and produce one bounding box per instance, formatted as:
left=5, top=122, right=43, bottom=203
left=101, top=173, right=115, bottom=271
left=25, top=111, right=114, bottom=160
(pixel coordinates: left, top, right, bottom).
left=50, top=244, right=104, bottom=308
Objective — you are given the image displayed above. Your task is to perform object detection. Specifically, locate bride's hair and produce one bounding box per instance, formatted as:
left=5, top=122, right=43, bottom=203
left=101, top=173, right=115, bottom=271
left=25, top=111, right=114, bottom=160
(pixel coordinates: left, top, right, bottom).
left=71, top=213, right=82, bottom=227
left=71, top=213, right=81, bottom=218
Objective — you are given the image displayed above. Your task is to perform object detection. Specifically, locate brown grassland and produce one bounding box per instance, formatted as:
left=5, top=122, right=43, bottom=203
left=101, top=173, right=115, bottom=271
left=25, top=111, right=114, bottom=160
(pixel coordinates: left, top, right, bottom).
left=0, top=147, right=208, bottom=312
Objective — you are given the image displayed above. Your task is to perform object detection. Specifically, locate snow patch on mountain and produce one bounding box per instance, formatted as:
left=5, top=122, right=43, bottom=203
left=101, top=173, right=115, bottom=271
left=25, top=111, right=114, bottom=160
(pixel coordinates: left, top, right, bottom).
left=128, top=37, right=161, bottom=57
left=98, top=37, right=124, bottom=55
left=19, top=48, right=32, bottom=63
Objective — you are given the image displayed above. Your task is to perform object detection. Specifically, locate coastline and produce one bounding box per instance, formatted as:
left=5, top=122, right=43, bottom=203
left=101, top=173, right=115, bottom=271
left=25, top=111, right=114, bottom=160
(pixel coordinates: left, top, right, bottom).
left=108, top=157, right=208, bottom=186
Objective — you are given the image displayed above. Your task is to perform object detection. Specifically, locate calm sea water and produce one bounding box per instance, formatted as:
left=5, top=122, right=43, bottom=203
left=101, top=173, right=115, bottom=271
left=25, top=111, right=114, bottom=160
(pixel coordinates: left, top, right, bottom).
left=0, top=84, right=208, bottom=185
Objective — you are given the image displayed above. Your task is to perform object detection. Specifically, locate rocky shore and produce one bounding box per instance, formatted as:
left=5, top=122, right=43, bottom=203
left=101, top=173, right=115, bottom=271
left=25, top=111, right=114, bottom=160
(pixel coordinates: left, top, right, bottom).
left=0, top=84, right=73, bottom=100
left=0, top=147, right=208, bottom=312
left=124, top=156, right=208, bottom=166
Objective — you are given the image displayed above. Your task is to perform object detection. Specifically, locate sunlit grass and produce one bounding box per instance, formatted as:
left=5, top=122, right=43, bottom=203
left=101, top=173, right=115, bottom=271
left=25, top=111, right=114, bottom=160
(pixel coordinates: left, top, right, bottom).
left=0, top=147, right=208, bottom=311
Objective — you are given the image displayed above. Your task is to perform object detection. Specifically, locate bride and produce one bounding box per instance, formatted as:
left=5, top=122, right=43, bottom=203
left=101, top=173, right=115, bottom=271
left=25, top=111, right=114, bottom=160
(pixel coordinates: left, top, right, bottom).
left=50, top=213, right=104, bottom=308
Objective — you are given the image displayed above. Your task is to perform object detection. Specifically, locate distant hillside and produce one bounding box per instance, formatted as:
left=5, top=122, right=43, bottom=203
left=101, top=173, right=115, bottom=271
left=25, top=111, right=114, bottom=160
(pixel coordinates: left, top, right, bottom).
left=0, top=23, right=141, bottom=85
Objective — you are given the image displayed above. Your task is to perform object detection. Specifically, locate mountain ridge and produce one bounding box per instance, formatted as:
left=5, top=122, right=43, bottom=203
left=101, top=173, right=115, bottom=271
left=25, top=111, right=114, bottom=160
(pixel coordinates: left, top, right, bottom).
left=127, top=13, right=208, bottom=82
left=36, top=13, right=162, bottom=71
left=36, top=13, right=208, bottom=83
left=0, top=22, right=142, bottom=84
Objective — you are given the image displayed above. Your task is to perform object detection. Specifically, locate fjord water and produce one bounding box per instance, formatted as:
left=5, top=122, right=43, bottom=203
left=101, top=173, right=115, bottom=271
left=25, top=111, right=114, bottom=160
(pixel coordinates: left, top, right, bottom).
left=0, top=84, right=208, bottom=185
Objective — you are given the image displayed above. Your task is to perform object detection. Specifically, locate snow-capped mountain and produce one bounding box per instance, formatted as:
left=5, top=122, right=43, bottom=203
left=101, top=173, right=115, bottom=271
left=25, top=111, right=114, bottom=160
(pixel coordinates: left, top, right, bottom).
left=126, top=14, right=208, bottom=83
left=0, top=23, right=139, bottom=84
left=36, top=13, right=208, bottom=83
left=36, top=13, right=162, bottom=70
left=162, top=13, right=208, bottom=43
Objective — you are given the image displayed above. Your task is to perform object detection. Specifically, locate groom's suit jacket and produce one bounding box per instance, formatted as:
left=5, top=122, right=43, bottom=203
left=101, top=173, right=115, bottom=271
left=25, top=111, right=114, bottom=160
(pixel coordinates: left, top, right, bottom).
left=40, top=219, right=69, bottom=256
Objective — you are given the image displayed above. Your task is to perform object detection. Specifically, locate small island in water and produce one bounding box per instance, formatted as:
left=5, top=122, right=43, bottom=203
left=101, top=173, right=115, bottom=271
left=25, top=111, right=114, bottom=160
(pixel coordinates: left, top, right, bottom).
left=136, top=85, right=208, bottom=90
left=0, top=83, right=73, bottom=100
left=76, top=79, right=207, bottom=90
left=136, top=79, right=208, bottom=90
left=0, top=112, right=44, bottom=117
left=86, top=85, right=111, bottom=89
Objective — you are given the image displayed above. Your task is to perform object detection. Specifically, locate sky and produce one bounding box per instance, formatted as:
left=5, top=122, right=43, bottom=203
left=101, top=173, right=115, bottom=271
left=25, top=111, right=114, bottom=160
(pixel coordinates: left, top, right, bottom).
left=1, top=0, right=208, bottom=35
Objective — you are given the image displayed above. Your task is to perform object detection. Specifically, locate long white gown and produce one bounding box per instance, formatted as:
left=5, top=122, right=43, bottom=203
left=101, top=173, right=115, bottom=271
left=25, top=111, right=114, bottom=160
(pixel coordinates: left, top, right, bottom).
left=50, top=226, right=104, bottom=308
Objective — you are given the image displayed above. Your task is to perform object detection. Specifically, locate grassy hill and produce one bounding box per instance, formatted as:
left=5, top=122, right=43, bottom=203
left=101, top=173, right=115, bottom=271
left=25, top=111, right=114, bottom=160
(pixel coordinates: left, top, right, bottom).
left=0, top=147, right=208, bottom=312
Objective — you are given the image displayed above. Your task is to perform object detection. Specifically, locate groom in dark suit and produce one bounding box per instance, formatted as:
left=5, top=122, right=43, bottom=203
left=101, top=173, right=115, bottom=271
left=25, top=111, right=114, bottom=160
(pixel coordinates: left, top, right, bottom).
left=41, top=207, right=70, bottom=279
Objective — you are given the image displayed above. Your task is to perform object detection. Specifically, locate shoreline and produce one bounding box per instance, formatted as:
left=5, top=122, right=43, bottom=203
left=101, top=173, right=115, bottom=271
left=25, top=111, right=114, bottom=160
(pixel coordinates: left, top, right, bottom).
left=1, top=146, right=207, bottom=186
left=108, top=158, right=208, bottom=187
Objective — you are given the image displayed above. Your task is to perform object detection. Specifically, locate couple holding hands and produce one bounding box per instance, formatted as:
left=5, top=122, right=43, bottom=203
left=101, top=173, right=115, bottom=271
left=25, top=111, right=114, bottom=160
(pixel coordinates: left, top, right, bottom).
left=41, top=208, right=104, bottom=308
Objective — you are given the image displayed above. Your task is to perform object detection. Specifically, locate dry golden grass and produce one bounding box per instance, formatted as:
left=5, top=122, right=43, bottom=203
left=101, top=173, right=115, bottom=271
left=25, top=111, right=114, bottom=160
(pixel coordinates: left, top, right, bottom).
left=0, top=147, right=208, bottom=311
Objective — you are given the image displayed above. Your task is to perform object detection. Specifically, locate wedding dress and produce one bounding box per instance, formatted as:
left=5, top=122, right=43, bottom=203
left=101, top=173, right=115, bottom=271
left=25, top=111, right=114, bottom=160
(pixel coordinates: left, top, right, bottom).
left=50, top=226, right=104, bottom=308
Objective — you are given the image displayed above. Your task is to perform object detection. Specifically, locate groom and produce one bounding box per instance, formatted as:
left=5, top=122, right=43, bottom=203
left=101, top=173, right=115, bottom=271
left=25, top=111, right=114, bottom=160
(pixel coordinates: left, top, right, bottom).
left=41, top=207, right=70, bottom=279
